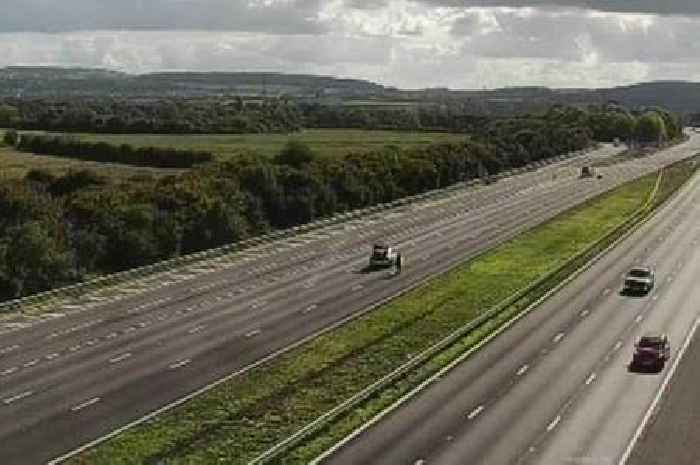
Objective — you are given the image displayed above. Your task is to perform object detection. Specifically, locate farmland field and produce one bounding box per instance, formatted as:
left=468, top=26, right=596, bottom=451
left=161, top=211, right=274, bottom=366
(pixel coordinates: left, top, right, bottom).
left=0, top=144, right=183, bottom=180
left=29, top=129, right=467, bottom=159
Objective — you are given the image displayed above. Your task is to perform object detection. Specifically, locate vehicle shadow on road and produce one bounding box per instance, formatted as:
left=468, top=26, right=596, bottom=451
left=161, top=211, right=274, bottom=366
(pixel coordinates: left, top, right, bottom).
left=618, top=290, right=649, bottom=298
left=353, top=266, right=375, bottom=274
left=627, top=363, right=664, bottom=375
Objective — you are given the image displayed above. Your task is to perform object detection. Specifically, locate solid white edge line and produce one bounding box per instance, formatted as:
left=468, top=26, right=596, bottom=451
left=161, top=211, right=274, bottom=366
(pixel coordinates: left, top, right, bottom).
left=46, top=266, right=448, bottom=465
left=310, top=168, right=695, bottom=464
left=618, top=314, right=700, bottom=465
left=47, top=158, right=691, bottom=465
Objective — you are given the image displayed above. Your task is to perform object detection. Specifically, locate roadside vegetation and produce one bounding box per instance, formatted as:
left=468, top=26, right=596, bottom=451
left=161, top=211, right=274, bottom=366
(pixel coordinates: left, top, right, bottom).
left=67, top=159, right=699, bottom=465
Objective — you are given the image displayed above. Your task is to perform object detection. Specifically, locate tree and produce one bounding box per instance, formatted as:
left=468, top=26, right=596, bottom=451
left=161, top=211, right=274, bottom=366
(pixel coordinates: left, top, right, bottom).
left=635, top=112, right=668, bottom=145
left=49, top=169, right=106, bottom=197
left=274, top=140, right=317, bottom=169
left=0, top=221, right=74, bottom=299
left=0, top=105, right=20, bottom=128
left=3, top=129, right=18, bottom=146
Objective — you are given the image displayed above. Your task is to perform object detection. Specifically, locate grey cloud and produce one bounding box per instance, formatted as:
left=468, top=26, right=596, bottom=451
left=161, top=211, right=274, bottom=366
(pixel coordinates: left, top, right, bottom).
left=451, top=9, right=700, bottom=63
left=419, top=1, right=700, bottom=16
left=344, top=0, right=390, bottom=9
left=0, top=0, right=326, bottom=34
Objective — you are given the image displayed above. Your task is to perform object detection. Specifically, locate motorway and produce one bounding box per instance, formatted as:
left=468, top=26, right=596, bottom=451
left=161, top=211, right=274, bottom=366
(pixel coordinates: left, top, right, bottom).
left=627, top=308, right=700, bottom=465
left=1, top=136, right=699, bottom=464
left=321, top=139, right=700, bottom=465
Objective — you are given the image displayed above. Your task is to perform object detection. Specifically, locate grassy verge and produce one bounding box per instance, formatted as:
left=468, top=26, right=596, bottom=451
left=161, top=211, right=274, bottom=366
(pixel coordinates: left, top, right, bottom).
left=67, top=164, right=694, bottom=465
left=284, top=157, right=700, bottom=463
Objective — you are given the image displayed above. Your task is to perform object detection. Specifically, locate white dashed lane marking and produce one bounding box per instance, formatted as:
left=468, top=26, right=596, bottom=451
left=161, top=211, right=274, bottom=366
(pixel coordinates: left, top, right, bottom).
left=546, top=415, right=561, bottom=432
left=302, top=304, right=318, bottom=314
left=585, top=373, right=597, bottom=385
left=109, top=353, right=132, bottom=364
left=467, top=405, right=485, bottom=420
left=23, top=359, right=39, bottom=368
left=245, top=329, right=262, bottom=338
left=3, top=390, right=33, bottom=405
left=1, top=367, right=18, bottom=376
left=71, top=397, right=101, bottom=412
left=188, top=325, right=206, bottom=335
left=169, top=359, right=191, bottom=370
left=0, top=345, right=20, bottom=356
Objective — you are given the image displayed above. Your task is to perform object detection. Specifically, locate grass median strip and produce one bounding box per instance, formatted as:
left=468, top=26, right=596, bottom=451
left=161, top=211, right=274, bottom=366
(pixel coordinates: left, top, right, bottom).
left=68, top=167, right=691, bottom=465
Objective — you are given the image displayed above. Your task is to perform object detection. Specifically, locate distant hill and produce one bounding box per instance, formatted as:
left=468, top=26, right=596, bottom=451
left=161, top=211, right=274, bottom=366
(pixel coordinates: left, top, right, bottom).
left=2, top=67, right=700, bottom=113
left=0, top=67, right=390, bottom=99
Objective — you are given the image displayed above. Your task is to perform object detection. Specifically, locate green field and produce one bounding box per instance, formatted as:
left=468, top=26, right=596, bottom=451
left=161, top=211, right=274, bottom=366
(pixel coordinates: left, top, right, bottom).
left=0, top=145, right=183, bottom=180
left=33, top=129, right=466, bottom=159
left=65, top=161, right=696, bottom=465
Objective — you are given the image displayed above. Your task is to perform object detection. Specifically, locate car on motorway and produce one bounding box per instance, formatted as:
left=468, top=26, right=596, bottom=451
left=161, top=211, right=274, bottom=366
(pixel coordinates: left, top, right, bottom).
left=631, top=333, right=670, bottom=372
left=580, top=166, right=594, bottom=178
left=622, top=266, right=655, bottom=295
left=369, top=243, right=397, bottom=269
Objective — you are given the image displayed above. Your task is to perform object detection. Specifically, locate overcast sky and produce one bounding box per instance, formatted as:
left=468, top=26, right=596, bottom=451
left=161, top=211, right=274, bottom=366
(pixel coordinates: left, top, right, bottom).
left=2, top=0, right=700, bottom=89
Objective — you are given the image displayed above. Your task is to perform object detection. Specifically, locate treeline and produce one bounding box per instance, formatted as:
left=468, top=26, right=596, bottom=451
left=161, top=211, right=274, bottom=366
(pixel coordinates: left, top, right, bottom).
left=0, top=104, right=683, bottom=301
left=1, top=97, right=302, bottom=134
left=9, top=132, right=213, bottom=169
left=0, top=98, right=685, bottom=140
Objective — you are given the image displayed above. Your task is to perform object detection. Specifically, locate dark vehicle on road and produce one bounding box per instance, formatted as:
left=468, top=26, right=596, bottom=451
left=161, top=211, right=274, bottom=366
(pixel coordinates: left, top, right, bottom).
left=580, top=166, right=594, bottom=178
left=369, top=243, right=397, bottom=269
left=631, top=334, right=670, bottom=372
left=622, top=266, right=655, bottom=295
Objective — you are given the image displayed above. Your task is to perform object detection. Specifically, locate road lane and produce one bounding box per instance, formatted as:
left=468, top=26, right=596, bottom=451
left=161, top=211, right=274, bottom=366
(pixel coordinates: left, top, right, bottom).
left=322, top=143, right=700, bottom=465
left=626, top=318, right=700, bottom=465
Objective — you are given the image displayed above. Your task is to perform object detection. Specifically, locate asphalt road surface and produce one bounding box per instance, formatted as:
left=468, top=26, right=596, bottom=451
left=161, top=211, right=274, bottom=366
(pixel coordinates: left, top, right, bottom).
left=625, top=314, right=700, bottom=464
left=322, top=140, right=700, bottom=465
left=1, top=136, right=699, bottom=465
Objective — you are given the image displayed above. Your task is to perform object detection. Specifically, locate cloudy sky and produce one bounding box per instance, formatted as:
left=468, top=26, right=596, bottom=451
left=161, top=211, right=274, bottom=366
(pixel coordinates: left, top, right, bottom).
left=2, top=0, right=700, bottom=89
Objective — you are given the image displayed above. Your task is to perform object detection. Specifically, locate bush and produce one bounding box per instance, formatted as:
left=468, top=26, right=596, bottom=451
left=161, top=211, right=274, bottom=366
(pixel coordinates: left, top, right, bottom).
left=3, top=129, right=18, bottom=146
